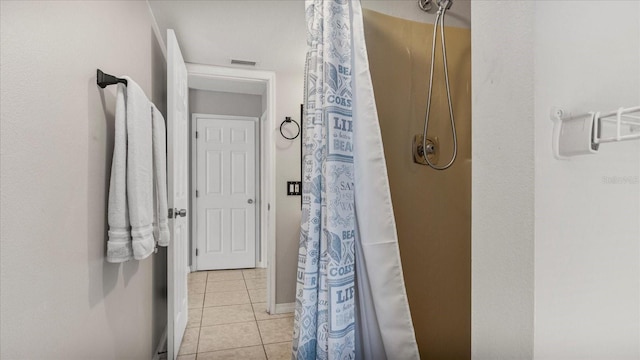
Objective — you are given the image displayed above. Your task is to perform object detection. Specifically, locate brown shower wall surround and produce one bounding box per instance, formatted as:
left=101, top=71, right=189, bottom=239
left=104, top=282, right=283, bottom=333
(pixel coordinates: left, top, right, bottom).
left=363, top=9, right=472, bottom=360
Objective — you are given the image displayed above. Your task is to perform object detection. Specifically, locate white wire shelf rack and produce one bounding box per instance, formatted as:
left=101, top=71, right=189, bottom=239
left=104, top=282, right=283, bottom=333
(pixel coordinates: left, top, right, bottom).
left=551, top=105, right=640, bottom=158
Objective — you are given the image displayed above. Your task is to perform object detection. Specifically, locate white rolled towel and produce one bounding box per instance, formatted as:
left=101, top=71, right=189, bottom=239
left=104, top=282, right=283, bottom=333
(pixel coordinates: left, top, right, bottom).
left=123, top=77, right=155, bottom=260
left=106, top=83, right=133, bottom=263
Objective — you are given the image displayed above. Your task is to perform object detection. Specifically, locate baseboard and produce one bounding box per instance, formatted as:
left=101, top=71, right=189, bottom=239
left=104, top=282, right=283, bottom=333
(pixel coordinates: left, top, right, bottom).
left=274, top=302, right=295, bottom=314
left=152, top=326, right=168, bottom=360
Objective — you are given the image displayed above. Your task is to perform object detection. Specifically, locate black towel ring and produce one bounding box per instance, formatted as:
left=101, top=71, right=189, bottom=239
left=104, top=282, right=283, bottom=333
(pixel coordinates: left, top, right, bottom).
left=280, top=117, right=300, bottom=140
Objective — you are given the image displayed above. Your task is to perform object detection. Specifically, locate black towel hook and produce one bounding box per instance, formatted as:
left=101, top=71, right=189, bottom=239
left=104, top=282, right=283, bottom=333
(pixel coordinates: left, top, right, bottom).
left=280, top=116, right=300, bottom=140
left=96, top=69, right=127, bottom=88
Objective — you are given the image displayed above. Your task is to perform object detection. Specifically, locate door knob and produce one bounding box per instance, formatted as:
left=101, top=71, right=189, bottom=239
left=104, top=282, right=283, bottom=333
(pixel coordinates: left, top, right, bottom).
left=168, top=208, right=187, bottom=218
left=247, top=199, right=254, bottom=204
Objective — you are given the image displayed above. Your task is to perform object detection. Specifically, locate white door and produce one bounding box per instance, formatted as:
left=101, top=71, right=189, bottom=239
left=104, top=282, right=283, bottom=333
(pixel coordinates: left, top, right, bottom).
left=167, top=29, right=189, bottom=360
left=196, top=116, right=257, bottom=270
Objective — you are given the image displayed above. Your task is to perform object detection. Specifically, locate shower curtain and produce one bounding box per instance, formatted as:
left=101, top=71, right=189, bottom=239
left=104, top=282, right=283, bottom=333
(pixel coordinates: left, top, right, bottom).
left=292, top=0, right=420, bottom=359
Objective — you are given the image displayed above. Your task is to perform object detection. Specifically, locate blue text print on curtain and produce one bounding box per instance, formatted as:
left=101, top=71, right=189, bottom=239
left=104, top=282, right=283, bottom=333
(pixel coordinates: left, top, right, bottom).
left=292, top=0, right=356, bottom=359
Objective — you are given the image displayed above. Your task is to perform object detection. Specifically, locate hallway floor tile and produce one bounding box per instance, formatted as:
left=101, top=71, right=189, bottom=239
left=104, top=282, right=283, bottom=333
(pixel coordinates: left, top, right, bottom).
left=177, top=269, right=293, bottom=360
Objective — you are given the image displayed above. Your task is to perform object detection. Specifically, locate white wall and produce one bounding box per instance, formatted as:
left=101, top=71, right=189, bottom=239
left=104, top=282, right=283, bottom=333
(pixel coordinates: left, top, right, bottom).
left=471, top=1, right=536, bottom=358
left=533, top=2, right=640, bottom=359
left=274, top=72, right=304, bottom=304
left=189, top=89, right=262, bottom=117
left=0, top=1, right=168, bottom=358
left=472, top=1, right=640, bottom=359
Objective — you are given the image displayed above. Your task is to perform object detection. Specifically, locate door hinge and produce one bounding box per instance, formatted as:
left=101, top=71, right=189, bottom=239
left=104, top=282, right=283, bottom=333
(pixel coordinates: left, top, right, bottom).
left=195, top=131, right=199, bottom=139
left=196, top=190, right=199, bottom=197
left=196, top=248, right=199, bottom=256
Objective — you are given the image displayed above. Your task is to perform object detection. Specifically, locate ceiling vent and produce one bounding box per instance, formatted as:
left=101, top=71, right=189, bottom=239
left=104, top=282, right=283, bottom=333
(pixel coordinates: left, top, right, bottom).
left=231, top=59, right=257, bottom=66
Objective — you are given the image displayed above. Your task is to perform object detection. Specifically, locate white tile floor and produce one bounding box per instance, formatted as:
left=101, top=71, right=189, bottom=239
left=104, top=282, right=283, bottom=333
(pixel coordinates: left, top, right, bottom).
left=178, top=269, right=293, bottom=360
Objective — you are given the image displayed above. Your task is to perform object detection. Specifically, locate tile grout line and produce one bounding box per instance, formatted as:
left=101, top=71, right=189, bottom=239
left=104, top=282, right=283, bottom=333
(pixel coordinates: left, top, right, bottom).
left=185, top=270, right=271, bottom=359
left=201, top=276, right=262, bottom=357
left=200, top=271, right=206, bottom=330
left=194, top=271, right=207, bottom=358
left=246, top=276, right=270, bottom=359
left=196, top=306, right=204, bottom=360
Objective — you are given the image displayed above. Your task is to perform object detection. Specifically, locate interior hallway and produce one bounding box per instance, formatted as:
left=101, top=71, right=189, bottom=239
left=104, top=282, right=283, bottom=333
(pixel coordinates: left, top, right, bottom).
left=177, top=269, right=294, bottom=359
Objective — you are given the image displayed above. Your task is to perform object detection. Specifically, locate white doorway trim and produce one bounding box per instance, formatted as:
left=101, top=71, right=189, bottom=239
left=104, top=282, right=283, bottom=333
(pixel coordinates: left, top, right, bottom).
left=186, top=63, right=277, bottom=315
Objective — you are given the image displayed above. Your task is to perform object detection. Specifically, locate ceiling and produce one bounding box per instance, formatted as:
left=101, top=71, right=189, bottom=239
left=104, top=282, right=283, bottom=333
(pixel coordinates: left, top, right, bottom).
left=148, top=0, right=471, bottom=74
left=149, top=1, right=308, bottom=74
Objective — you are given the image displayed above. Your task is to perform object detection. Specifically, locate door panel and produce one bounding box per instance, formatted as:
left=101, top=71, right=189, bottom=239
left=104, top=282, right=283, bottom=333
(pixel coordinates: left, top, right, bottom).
left=167, top=29, right=189, bottom=360
left=196, top=117, right=256, bottom=270
left=206, top=151, right=223, bottom=194
left=231, top=152, right=247, bottom=193
left=206, top=208, right=223, bottom=253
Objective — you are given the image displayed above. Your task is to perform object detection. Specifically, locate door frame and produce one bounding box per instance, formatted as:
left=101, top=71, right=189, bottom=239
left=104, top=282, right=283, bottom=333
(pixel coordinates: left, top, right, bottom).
left=191, top=113, right=261, bottom=269
left=186, top=63, right=277, bottom=315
